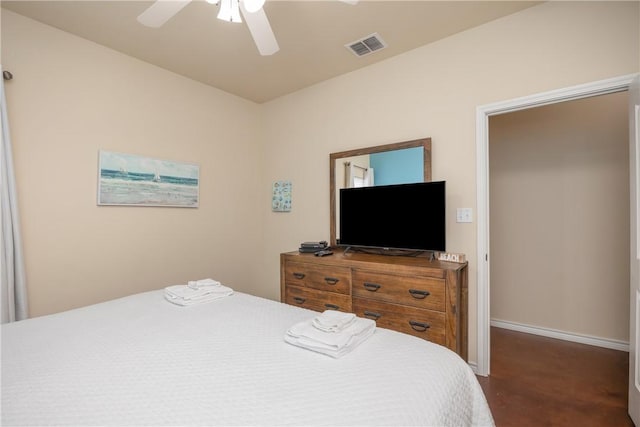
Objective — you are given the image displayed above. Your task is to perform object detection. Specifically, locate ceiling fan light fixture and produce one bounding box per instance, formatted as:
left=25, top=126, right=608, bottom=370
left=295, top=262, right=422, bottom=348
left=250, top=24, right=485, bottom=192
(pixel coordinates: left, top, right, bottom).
left=217, top=0, right=242, bottom=23
left=242, top=0, right=265, bottom=13
left=205, top=0, right=219, bottom=4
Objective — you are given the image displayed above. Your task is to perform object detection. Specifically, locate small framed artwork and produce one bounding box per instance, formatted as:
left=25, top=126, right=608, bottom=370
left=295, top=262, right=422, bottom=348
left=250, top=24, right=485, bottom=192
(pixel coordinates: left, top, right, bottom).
left=98, top=150, right=199, bottom=207
left=272, top=180, right=292, bottom=212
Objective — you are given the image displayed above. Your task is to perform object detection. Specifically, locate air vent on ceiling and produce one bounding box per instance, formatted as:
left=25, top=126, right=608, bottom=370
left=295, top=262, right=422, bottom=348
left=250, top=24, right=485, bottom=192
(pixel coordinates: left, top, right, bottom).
left=345, top=32, right=387, bottom=57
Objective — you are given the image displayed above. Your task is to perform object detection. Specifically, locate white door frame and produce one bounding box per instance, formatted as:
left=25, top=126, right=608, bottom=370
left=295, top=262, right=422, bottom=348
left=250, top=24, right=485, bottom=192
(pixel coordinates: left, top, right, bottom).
left=475, top=73, right=639, bottom=377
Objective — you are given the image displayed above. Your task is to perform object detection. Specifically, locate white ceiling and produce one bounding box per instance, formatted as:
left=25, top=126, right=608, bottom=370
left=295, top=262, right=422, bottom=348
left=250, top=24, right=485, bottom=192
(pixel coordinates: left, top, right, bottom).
left=2, top=0, right=541, bottom=103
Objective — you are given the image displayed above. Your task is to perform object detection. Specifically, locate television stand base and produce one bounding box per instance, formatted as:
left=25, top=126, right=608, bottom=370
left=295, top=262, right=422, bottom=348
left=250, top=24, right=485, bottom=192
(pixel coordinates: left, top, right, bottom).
left=340, top=246, right=436, bottom=259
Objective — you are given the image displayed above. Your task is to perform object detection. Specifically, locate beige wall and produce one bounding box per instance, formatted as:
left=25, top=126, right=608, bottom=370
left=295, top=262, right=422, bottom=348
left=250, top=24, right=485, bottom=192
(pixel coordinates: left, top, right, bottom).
left=489, top=92, right=630, bottom=342
left=261, top=1, right=639, bottom=364
left=3, top=1, right=639, bottom=367
left=2, top=10, right=265, bottom=317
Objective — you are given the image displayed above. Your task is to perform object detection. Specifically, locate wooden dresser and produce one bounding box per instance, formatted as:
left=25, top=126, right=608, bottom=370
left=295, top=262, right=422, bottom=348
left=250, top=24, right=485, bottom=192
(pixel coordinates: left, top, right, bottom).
left=280, top=249, right=468, bottom=360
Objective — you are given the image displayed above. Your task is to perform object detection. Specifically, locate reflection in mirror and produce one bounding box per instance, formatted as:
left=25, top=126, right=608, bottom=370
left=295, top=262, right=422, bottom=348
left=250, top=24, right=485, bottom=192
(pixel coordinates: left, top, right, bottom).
left=329, top=138, right=431, bottom=246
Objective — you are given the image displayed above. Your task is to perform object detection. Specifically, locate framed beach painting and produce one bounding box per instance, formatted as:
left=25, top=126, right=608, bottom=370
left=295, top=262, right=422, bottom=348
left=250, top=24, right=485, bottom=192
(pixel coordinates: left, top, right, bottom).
left=98, top=151, right=199, bottom=207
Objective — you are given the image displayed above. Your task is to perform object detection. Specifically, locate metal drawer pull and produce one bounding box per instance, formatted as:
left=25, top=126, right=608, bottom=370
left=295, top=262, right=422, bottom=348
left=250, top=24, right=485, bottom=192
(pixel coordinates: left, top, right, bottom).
left=409, top=321, right=430, bottom=332
left=363, top=282, right=381, bottom=292
left=293, top=272, right=306, bottom=279
left=408, top=289, right=430, bottom=299
left=363, top=311, right=381, bottom=320
left=324, top=277, right=339, bottom=285
left=324, top=303, right=340, bottom=310
left=293, top=297, right=306, bottom=304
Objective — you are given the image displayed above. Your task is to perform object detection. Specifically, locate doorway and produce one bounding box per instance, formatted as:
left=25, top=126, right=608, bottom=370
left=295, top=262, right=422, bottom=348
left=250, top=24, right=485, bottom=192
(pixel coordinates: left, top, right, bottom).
left=480, top=93, right=631, bottom=425
left=488, top=92, right=629, bottom=349
left=475, top=74, right=638, bottom=377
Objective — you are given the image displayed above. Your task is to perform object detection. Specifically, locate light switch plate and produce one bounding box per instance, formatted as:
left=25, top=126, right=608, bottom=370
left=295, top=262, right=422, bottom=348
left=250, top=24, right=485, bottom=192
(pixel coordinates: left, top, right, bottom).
left=456, top=208, right=473, bottom=223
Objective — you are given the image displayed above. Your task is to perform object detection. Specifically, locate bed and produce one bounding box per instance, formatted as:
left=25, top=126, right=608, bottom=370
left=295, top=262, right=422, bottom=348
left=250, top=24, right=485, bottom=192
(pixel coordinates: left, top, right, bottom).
left=1, top=290, right=494, bottom=426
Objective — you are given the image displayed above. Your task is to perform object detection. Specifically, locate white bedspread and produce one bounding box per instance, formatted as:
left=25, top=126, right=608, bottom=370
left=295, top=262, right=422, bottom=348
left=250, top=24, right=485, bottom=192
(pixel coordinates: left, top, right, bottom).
left=1, top=291, right=494, bottom=426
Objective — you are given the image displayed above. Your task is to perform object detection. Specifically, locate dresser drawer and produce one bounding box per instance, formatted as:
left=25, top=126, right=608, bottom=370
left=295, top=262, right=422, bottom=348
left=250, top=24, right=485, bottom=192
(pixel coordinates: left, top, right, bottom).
left=284, top=261, right=351, bottom=294
left=353, top=297, right=445, bottom=345
left=285, top=285, right=352, bottom=313
left=352, top=270, right=445, bottom=311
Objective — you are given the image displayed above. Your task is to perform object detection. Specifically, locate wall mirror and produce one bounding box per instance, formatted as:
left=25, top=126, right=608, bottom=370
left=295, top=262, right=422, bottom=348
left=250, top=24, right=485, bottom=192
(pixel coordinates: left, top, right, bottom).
left=329, top=138, right=432, bottom=246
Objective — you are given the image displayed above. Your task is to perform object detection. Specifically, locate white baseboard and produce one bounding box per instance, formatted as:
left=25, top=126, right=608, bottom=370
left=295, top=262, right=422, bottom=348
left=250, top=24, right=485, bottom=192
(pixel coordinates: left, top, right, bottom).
left=468, top=361, right=479, bottom=375
left=490, top=319, right=629, bottom=352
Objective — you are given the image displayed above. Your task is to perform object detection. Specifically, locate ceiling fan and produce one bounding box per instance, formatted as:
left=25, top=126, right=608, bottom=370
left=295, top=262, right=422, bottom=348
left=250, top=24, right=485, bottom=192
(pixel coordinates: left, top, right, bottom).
left=137, top=0, right=357, bottom=57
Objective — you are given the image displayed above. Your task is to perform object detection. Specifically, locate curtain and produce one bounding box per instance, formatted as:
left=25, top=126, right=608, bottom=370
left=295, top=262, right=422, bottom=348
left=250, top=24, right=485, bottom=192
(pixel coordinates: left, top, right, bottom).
left=344, top=162, right=354, bottom=188
left=345, top=162, right=374, bottom=188
left=1, top=70, right=28, bottom=323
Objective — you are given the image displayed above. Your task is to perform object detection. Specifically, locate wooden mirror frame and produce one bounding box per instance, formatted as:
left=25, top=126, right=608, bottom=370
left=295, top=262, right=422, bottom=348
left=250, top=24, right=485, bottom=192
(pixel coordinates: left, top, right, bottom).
left=329, top=137, right=432, bottom=247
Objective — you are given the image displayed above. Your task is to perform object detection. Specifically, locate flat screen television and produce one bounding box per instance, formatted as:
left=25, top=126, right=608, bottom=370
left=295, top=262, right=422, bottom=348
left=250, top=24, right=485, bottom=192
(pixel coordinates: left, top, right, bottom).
left=339, top=181, right=445, bottom=252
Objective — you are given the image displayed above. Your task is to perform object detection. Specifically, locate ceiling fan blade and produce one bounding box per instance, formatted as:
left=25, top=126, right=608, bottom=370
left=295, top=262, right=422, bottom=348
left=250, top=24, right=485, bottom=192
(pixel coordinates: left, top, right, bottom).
left=239, top=3, right=280, bottom=56
left=137, top=0, right=192, bottom=28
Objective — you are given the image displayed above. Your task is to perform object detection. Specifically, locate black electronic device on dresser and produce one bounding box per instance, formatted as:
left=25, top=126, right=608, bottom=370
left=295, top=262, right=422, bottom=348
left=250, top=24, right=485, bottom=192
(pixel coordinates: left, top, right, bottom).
left=339, top=181, right=446, bottom=253
left=298, top=240, right=328, bottom=253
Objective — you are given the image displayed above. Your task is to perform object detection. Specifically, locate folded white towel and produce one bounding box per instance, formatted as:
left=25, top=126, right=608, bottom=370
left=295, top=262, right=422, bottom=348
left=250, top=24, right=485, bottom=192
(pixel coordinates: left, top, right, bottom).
left=164, top=284, right=233, bottom=306
left=285, top=316, right=375, bottom=358
left=165, top=285, right=205, bottom=300
left=187, top=278, right=222, bottom=290
left=164, top=292, right=230, bottom=306
left=312, top=310, right=357, bottom=333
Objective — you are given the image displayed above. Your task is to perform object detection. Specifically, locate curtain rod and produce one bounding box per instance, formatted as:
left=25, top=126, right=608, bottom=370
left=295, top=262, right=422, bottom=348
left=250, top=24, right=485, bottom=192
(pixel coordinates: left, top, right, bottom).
left=3, top=70, right=13, bottom=81
left=343, top=161, right=368, bottom=171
